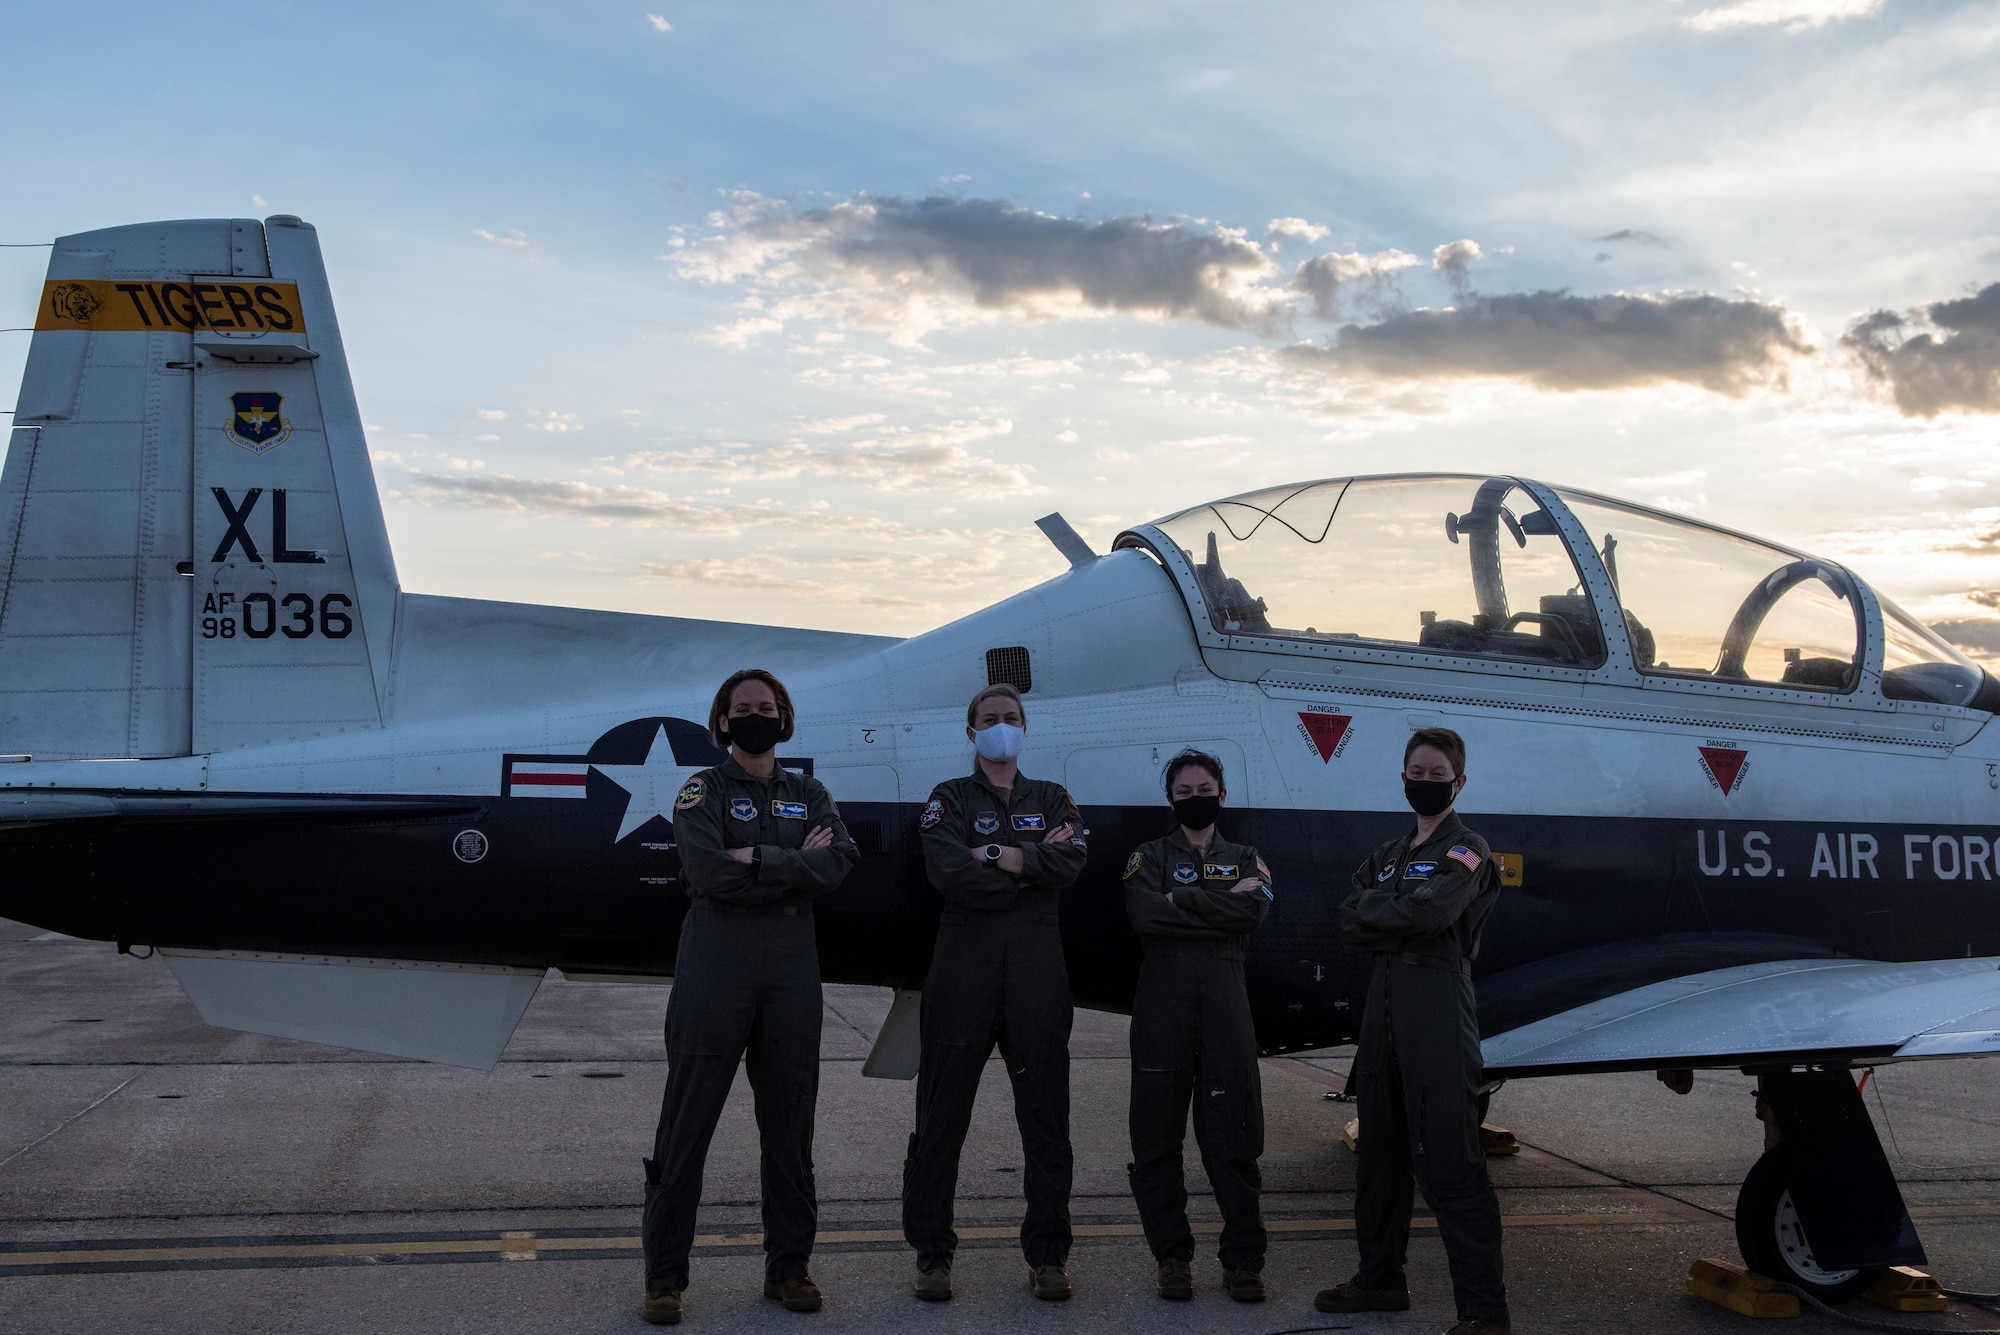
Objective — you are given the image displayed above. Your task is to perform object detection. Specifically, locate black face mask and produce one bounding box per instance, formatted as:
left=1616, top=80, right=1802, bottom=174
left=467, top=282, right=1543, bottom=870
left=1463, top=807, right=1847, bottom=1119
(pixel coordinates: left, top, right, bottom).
left=724, top=712, right=785, bottom=756
left=1172, top=794, right=1222, bottom=831
left=1404, top=778, right=1456, bottom=818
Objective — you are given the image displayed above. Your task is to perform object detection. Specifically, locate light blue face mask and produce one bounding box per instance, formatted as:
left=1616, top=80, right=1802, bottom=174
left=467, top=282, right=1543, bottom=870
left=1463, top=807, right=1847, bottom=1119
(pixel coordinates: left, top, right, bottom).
left=973, top=721, right=1025, bottom=762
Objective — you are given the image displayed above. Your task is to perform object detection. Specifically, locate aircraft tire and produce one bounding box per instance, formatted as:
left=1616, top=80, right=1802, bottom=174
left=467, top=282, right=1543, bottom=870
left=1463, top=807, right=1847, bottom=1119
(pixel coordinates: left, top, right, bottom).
left=1734, top=1145, right=1880, bottom=1303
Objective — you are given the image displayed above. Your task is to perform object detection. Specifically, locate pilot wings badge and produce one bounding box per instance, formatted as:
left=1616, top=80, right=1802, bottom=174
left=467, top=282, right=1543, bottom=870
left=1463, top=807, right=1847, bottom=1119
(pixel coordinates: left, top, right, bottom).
left=227, top=391, right=292, bottom=455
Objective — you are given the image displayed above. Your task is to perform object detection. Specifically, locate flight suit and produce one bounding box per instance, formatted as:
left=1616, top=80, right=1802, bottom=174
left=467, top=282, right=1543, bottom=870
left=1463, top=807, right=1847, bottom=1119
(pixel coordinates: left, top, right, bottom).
left=902, top=770, right=1088, bottom=1273
left=642, top=758, right=858, bottom=1295
left=1340, top=813, right=1507, bottom=1324
left=1122, top=829, right=1273, bottom=1274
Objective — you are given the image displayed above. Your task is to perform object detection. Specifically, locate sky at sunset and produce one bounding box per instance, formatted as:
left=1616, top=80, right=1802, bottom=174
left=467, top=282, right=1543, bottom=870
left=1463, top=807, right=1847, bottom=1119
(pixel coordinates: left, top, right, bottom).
left=5, top=0, right=2000, bottom=648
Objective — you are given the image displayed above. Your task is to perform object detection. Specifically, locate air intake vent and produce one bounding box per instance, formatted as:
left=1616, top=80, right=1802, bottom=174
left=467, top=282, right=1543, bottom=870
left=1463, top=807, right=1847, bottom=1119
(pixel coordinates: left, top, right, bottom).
left=985, top=646, right=1032, bottom=693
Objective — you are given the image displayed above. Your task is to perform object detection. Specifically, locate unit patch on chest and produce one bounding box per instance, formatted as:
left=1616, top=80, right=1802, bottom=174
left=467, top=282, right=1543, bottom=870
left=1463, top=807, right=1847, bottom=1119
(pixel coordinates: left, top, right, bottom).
left=1203, top=863, right=1239, bottom=881
left=1377, top=862, right=1398, bottom=882
left=729, top=797, right=757, bottom=822
left=973, top=811, right=1000, bottom=835
left=1173, top=861, right=1198, bottom=884
left=1011, top=813, right=1045, bottom=831
left=772, top=800, right=808, bottom=820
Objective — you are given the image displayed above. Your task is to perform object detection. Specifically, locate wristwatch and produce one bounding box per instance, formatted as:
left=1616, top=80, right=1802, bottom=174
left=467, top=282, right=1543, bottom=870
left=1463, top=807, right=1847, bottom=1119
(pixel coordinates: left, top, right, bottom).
left=982, top=843, right=1003, bottom=864
left=750, top=846, right=764, bottom=869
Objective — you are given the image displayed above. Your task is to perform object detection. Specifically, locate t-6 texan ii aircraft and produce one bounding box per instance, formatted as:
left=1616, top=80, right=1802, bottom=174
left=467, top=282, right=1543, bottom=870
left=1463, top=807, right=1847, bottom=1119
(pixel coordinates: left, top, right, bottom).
left=4, top=216, right=1998, bottom=1301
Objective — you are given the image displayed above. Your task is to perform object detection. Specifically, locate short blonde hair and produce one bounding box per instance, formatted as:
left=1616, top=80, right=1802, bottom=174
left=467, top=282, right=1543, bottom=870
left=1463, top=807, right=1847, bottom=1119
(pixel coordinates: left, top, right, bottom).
left=965, top=682, right=1026, bottom=728
left=708, top=668, right=796, bottom=749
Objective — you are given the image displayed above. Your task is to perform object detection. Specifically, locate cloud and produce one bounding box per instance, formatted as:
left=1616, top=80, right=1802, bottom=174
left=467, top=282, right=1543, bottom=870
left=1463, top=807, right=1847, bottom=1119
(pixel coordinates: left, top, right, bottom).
left=673, top=193, right=1286, bottom=341
left=1290, top=248, right=1421, bottom=320
left=526, top=410, right=582, bottom=433
left=1432, top=239, right=1483, bottom=292
left=646, top=13, right=672, bottom=31
left=1596, top=229, right=1671, bottom=248
left=402, top=472, right=947, bottom=536
left=1289, top=290, right=1808, bottom=394
left=1268, top=218, right=1330, bottom=244
left=474, top=228, right=537, bottom=254
left=800, top=412, right=886, bottom=434
left=620, top=417, right=1037, bottom=492
left=476, top=409, right=508, bottom=420
left=1844, top=282, right=2000, bottom=417
left=1930, top=618, right=2000, bottom=657
left=1683, top=0, right=1882, bottom=32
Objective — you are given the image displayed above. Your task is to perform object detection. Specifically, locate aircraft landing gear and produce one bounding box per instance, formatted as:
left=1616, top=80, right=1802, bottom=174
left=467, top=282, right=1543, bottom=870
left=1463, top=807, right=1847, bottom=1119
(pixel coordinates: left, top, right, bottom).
left=1735, top=1144, right=1876, bottom=1302
left=1733, top=1068, right=1925, bottom=1303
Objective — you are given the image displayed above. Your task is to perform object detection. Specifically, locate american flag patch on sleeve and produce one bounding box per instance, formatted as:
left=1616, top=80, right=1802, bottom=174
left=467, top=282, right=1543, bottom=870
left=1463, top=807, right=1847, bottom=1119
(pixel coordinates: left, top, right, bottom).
left=1447, top=845, right=1482, bottom=872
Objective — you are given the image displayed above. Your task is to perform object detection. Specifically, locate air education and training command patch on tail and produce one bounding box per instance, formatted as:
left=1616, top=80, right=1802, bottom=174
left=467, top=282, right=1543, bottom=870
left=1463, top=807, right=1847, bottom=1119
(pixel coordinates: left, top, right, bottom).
left=1123, top=850, right=1143, bottom=879
left=920, top=799, right=945, bottom=831
left=674, top=778, right=705, bottom=811
left=1447, top=845, right=1482, bottom=872
left=227, top=392, right=292, bottom=455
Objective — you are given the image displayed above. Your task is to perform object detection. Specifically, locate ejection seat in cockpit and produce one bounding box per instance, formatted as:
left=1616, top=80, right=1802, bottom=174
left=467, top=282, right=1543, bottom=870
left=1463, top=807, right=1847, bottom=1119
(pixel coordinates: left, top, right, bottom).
left=1192, top=532, right=1272, bottom=635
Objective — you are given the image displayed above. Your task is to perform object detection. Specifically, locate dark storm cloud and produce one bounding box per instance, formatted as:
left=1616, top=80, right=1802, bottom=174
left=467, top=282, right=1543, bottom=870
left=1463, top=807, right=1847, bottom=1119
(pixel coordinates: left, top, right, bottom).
left=712, top=194, right=1284, bottom=333
left=1288, top=249, right=1419, bottom=321
left=1844, top=282, right=2000, bottom=417
left=1288, top=290, right=1807, bottom=394
left=1931, top=618, right=2000, bottom=656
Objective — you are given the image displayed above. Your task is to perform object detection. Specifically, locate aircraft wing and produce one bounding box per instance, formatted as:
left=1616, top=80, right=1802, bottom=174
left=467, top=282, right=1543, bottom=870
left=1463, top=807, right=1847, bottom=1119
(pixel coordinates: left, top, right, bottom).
left=1481, top=956, right=2000, bottom=1078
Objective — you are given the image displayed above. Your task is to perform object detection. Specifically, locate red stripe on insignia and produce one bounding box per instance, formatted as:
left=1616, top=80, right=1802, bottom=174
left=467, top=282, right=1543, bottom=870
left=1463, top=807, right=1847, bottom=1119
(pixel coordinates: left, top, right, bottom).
left=512, top=772, right=587, bottom=786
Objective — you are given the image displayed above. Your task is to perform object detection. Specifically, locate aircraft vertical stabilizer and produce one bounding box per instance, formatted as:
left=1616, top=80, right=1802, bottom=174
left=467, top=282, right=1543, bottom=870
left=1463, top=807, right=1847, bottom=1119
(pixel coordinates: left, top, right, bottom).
left=0, top=217, right=398, bottom=758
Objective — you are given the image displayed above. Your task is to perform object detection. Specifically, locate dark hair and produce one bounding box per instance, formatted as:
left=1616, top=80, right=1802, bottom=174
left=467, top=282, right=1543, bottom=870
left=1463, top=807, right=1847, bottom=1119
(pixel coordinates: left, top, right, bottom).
left=965, top=682, right=1026, bottom=728
left=1163, top=749, right=1226, bottom=796
left=1403, top=726, right=1466, bottom=778
left=708, top=669, right=796, bottom=749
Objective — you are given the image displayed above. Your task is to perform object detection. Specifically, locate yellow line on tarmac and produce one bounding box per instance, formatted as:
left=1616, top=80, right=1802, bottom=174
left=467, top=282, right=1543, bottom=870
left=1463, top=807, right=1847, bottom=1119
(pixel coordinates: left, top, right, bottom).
left=0, top=1211, right=1692, bottom=1270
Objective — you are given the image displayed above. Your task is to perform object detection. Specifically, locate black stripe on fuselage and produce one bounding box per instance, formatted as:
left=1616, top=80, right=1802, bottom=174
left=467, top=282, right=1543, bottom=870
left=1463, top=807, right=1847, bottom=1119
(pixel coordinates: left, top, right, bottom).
left=2, top=793, right=1996, bottom=1056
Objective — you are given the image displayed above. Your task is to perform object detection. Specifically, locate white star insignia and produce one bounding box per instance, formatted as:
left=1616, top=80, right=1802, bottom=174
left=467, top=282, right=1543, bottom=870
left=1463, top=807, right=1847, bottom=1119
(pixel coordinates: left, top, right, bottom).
left=593, top=724, right=699, bottom=842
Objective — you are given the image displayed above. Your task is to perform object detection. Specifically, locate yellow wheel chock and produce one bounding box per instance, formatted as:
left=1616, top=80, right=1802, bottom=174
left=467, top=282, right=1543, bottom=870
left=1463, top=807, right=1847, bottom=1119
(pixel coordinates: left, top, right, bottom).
left=1685, top=1257, right=1800, bottom=1318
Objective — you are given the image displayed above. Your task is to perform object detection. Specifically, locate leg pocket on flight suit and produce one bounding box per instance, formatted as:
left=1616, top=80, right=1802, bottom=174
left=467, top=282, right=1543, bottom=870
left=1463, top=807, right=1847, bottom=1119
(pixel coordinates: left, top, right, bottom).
left=1411, top=1084, right=1486, bottom=1196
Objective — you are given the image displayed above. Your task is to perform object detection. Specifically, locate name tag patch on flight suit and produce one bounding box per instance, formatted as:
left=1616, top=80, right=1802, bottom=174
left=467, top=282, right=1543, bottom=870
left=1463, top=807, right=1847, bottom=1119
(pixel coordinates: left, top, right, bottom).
left=772, top=800, right=808, bottom=820
left=1123, top=850, right=1143, bottom=879
left=1447, top=845, right=1482, bottom=872
left=1173, top=861, right=1198, bottom=884
left=1012, top=814, right=1045, bottom=831
left=920, top=799, right=944, bottom=830
left=1405, top=861, right=1438, bottom=880
left=729, top=797, right=757, bottom=822
left=1203, top=863, right=1238, bottom=880
left=973, top=811, right=1000, bottom=835
left=675, top=778, right=705, bottom=811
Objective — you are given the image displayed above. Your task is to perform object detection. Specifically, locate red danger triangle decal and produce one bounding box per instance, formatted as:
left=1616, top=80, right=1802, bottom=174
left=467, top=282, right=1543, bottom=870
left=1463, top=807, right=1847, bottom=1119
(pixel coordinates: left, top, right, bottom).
left=1299, top=712, right=1352, bottom=763
left=1699, top=746, right=1747, bottom=795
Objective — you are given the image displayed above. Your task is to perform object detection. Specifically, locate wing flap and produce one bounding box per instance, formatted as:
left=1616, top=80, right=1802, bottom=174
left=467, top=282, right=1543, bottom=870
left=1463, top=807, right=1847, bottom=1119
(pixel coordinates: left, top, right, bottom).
left=1481, top=956, right=2000, bottom=1077
left=163, top=948, right=544, bottom=1069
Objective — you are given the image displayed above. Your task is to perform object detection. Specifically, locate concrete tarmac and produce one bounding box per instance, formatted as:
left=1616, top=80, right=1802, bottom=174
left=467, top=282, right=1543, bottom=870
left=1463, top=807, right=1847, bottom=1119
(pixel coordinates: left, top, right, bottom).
left=3, top=915, right=1998, bottom=1334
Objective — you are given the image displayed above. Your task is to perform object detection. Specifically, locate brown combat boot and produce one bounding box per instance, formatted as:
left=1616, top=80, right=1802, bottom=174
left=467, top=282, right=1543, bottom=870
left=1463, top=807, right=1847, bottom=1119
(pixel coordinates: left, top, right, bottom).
left=642, top=1288, right=683, bottom=1325
left=912, top=1263, right=953, bottom=1302
left=1156, top=1257, right=1192, bottom=1300
left=763, top=1274, right=823, bottom=1312
left=1224, top=1268, right=1266, bottom=1302
left=1315, top=1276, right=1412, bottom=1313
left=1029, top=1263, right=1073, bottom=1300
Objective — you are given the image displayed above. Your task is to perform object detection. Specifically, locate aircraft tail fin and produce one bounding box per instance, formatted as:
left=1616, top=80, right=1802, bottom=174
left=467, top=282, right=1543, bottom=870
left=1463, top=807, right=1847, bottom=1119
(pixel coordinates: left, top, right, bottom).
left=0, top=216, right=398, bottom=758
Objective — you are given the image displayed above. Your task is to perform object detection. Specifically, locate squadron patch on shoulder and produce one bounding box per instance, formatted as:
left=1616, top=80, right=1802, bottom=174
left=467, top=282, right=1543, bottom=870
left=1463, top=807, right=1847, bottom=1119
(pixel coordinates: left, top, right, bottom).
left=1377, top=862, right=1397, bottom=882
left=1447, top=845, right=1482, bottom=872
left=772, top=800, right=808, bottom=820
left=920, top=798, right=945, bottom=831
left=729, top=797, right=756, bottom=822
left=1123, top=850, right=1143, bottom=879
left=1173, top=860, right=1198, bottom=885
left=675, top=778, right=705, bottom=811
left=1011, top=813, right=1045, bottom=831
left=1203, top=862, right=1239, bottom=881
left=973, top=811, right=1000, bottom=835
left=1405, top=861, right=1438, bottom=880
